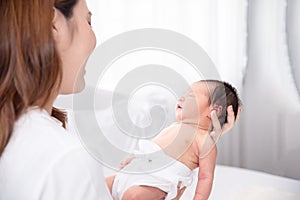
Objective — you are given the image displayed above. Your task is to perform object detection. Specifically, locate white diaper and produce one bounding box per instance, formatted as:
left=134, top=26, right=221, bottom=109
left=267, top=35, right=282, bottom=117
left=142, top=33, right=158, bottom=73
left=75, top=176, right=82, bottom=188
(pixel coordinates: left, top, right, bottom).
left=112, top=140, right=193, bottom=200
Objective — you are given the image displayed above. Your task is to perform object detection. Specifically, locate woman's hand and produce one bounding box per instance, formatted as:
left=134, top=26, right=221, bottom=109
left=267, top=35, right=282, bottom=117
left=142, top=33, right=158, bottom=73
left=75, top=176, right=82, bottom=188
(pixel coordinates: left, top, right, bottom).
left=223, top=105, right=241, bottom=134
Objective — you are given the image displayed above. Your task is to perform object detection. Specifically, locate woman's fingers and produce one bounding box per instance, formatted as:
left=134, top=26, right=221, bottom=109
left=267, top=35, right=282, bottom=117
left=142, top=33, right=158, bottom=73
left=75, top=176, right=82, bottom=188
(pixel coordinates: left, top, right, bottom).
left=221, top=105, right=242, bottom=135
left=236, top=105, right=242, bottom=121
left=211, top=110, right=222, bottom=137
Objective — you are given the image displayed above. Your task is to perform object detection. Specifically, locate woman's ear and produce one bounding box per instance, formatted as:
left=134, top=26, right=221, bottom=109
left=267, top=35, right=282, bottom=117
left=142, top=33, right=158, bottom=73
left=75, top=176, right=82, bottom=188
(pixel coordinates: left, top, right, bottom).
left=52, top=8, right=59, bottom=34
left=52, top=7, right=66, bottom=38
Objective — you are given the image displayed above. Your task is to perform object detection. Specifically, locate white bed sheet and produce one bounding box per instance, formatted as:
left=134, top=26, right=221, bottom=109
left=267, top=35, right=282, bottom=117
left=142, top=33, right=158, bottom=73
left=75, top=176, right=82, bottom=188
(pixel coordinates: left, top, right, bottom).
left=182, top=165, right=300, bottom=200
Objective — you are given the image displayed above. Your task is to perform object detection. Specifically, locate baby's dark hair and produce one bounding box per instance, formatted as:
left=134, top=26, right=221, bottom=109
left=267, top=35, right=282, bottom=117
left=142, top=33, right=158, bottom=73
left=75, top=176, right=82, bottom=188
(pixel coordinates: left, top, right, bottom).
left=200, top=80, right=241, bottom=126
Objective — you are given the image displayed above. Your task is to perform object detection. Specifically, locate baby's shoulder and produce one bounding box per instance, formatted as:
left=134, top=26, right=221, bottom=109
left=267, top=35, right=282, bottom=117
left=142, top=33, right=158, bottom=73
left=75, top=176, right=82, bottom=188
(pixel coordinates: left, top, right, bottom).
left=196, top=133, right=218, bottom=158
left=192, top=132, right=210, bottom=150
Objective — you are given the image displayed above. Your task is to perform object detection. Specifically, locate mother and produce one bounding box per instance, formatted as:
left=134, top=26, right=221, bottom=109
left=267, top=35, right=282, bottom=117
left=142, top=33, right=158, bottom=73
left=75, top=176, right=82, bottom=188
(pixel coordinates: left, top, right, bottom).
left=0, top=0, right=109, bottom=199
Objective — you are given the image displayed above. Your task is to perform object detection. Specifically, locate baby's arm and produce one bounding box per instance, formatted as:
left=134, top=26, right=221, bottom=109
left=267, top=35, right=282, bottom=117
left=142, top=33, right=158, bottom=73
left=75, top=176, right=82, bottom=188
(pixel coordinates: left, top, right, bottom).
left=193, top=145, right=217, bottom=200
left=192, top=106, right=239, bottom=199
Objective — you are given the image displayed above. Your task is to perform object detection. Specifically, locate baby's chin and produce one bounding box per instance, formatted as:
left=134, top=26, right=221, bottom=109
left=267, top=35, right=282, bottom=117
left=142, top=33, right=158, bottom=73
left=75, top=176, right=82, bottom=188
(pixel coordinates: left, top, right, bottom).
left=175, top=113, right=182, bottom=121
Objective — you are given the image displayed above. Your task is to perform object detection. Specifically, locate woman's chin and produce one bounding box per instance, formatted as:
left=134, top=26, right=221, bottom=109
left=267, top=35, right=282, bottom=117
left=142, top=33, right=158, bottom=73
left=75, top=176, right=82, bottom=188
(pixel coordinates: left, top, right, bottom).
left=59, top=81, right=85, bottom=95
left=73, top=81, right=85, bottom=94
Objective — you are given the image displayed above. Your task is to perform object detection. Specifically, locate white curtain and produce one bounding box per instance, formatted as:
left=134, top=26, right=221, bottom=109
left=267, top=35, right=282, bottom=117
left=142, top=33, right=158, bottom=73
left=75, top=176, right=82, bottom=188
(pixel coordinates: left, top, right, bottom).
left=86, top=0, right=247, bottom=91
left=288, top=0, right=300, bottom=94
left=242, top=0, right=300, bottom=179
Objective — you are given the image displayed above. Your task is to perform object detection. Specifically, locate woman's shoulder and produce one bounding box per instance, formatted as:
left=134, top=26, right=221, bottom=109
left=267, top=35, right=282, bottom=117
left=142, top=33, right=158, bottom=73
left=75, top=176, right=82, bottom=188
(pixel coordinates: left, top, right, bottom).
left=6, top=108, right=85, bottom=163
left=1, top=109, right=111, bottom=200
left=3, top=107, right=104, bottom=180
left=14, top=108, right=79, bottom=146
left=15, top=108, right=66, bottom=132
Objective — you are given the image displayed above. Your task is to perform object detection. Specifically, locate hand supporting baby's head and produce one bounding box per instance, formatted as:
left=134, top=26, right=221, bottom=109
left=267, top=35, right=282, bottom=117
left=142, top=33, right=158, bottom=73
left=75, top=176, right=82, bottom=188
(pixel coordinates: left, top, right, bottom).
left=176, top=80, right=241, bottom=130
left=205, top=80, right=241, bottom=127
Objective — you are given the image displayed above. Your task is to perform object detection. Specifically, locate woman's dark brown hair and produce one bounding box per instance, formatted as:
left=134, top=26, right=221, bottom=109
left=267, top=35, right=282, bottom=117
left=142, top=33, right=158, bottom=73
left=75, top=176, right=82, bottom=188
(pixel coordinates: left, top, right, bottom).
left=0, top=0, right=78, bottom=156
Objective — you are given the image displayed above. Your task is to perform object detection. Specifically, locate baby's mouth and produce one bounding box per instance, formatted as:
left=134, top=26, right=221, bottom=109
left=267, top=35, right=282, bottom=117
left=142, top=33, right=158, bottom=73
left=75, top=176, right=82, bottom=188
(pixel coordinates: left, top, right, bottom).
left=176, top=103, right=182, bottom=109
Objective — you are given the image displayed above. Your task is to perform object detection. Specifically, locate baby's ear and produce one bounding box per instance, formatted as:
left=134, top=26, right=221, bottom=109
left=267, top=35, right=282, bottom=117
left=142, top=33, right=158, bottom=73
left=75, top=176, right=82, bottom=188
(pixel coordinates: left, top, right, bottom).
left=211, top=105, right=223, bottom=117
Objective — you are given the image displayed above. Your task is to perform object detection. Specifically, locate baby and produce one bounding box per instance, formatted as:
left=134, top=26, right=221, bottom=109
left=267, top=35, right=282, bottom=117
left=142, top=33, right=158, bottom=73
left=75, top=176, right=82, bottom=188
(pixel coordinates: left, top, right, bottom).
left=106, top=80, right=241, bottom=200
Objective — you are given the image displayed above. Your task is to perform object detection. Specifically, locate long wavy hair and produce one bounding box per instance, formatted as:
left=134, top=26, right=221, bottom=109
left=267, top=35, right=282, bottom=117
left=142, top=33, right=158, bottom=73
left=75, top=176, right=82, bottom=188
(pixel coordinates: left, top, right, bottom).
left=0, top=0, right=78, bottom=156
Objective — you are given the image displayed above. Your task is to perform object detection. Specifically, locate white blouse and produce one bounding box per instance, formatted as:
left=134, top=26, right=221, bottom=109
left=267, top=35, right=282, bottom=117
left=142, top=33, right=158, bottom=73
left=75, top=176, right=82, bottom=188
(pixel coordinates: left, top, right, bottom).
left=0, top=108, right=112, bottom=200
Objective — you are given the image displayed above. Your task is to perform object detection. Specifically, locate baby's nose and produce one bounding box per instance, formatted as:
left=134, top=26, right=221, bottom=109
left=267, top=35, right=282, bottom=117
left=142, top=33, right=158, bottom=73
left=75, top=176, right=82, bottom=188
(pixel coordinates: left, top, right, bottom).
left=178, top=96, right=185, bottom=102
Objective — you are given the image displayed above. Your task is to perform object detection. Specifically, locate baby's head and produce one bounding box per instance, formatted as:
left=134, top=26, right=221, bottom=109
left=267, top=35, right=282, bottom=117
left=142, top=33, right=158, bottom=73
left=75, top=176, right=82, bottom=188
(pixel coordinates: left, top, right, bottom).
left=175, top=80, right=241, bottom=129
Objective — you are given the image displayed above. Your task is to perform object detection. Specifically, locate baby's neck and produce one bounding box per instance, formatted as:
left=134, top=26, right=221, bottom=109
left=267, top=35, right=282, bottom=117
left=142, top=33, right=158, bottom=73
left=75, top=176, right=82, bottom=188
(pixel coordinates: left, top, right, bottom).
left=177, top=121, right=211, bottom=134
left=176, top=121, right=210, bottom=134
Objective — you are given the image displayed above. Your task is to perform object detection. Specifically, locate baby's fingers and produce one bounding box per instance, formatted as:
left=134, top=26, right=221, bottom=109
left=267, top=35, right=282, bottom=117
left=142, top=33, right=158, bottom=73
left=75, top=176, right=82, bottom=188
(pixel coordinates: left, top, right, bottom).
left=235, top=105, right=242, bottom=121
left=172, top=181, right=186, bottom=200
left=119, top=157, right=135, bottom=169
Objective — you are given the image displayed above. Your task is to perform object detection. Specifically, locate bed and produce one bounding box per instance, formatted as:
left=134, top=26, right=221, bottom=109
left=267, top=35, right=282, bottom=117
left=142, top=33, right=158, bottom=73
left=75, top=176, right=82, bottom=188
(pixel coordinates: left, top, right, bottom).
left=182, top=165, right=300, bottom=200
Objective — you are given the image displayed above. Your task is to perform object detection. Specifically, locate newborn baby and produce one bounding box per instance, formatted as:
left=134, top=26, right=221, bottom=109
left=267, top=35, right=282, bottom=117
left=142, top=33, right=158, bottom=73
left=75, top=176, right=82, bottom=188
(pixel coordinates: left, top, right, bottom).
left=107, top=80, right=241, bottom=200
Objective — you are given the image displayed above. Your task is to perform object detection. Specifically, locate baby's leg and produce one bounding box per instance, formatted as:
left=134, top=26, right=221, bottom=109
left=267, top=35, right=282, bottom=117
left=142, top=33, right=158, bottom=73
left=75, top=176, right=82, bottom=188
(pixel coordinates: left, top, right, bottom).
left=105, top=175, right=116, bottom=194
left=122, top=185, right=167, bottom=200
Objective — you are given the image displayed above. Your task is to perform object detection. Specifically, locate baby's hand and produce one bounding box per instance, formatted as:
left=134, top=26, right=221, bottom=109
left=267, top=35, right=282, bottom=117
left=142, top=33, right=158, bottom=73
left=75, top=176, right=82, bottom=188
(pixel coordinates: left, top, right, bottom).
left=172, top=181, right=186, bottom=200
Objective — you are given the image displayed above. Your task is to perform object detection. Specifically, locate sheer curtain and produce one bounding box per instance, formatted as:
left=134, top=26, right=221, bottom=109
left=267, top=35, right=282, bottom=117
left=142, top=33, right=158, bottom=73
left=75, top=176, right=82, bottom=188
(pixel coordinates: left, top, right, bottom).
left=242, top=0, right=300, bottom=178
left=86, top=0, right=247, bottom=90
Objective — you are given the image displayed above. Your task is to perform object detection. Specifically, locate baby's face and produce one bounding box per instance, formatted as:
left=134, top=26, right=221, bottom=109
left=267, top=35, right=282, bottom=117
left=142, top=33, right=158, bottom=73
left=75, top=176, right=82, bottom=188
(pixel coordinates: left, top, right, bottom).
left=175, top=82, right=211, bottom=126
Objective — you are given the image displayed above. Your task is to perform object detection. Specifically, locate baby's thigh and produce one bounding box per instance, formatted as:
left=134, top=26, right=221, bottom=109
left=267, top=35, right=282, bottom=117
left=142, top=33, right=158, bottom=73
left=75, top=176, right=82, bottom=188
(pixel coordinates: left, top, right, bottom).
left=122, top=185, right=167, bottom=200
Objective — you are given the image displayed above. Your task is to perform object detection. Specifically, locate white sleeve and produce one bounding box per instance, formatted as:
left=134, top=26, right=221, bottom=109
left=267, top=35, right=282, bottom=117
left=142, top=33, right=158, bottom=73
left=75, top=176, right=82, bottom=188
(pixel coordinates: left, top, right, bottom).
left=38, top=147, right=112, bottom=200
